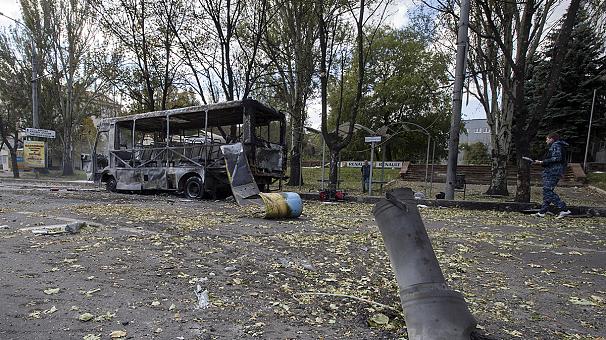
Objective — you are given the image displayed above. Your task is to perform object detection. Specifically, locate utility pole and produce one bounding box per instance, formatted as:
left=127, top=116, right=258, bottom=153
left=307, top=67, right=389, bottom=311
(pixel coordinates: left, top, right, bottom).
left=583, top=89, right=597, bottom=172
left=444, top=0, right=470, bottom=200
left=31, top=37, right=39, bottom=128
left=369, top=141, right=375, bottom=196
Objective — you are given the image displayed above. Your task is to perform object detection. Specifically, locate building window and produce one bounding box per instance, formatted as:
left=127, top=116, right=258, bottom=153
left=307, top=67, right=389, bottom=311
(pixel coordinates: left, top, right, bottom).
left=474, top=128, right=481, bottom=133
left=483, top=127, right=490, bottom=133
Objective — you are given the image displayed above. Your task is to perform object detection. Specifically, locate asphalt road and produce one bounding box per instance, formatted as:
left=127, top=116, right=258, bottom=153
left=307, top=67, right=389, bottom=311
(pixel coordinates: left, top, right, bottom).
left=0, top=179, right=604, bottom=339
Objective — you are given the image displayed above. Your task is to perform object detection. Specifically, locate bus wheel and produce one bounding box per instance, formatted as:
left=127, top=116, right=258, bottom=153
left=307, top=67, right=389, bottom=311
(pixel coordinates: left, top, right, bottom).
left=185, top=176, right=203, bottom=199
left=106, top=176, right=117, bottom=192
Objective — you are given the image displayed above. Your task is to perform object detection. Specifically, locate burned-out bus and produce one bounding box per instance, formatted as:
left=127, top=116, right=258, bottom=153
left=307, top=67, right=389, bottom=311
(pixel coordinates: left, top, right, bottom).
left=91, top=99, right=287, bottom=199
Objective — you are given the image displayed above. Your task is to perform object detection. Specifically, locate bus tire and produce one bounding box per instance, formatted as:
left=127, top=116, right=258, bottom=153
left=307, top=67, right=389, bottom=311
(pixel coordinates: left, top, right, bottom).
left=106, top=176, right=117, bottom=192
left=185, top=176, right=203, bottom=199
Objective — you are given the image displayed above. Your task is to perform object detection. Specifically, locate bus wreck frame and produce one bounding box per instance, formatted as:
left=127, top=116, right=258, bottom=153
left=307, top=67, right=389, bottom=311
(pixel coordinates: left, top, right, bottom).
left=91, top=99, right=287, bottom=199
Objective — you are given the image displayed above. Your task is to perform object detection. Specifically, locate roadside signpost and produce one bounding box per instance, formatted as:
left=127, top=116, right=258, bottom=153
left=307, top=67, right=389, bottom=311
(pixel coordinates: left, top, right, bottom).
left=23, top=141, right=46, bottom=168
left=365, top=136, right=381, bottom=196
left=24, top=128, right=55, bottom=170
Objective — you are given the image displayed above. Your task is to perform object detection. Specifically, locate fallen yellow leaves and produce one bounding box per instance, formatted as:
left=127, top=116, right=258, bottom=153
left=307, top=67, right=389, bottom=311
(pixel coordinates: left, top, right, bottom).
left=26, top=190, right=602, bottom=339
left=569, top=296, right=603, bottom=307
left=44, top=306, right=57, bottom=315
left=78, top=313, right=94, bottom=321
left=368, top=313, right=389, bottom=327
left=83, top=334, right=100, bottom=340
left=71, top=204, right=238, bottom=230
left=109, top=330, right=127, bottom=338
left=43, top=288, right=60, bottom=295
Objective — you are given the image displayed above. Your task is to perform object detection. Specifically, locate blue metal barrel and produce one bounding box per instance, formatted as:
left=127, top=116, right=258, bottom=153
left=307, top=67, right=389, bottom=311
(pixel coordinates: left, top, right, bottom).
left=259, top=192, right=303, bottom=218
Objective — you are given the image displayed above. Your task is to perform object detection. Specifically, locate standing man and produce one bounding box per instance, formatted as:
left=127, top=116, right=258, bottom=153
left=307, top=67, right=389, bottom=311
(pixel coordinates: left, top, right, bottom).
left=361, top=160, right=370, bottom=193
left=533, top=133, right=571, bottom=218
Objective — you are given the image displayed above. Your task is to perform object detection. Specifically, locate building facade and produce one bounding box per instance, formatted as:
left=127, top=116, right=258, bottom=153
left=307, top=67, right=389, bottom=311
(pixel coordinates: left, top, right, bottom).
left=458, top=119, right=492, bottom=164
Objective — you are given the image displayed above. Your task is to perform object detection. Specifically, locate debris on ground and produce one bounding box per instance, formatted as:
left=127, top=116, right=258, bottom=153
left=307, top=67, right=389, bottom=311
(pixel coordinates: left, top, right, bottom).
left=0, top=180, right=604, bottom=339
left=31, top=222, right=86, bottom=235
left=195, top=285, right=210, bottom=309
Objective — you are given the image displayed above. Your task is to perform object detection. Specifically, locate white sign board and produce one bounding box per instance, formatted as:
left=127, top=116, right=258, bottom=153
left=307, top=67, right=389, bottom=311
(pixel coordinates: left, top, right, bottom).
left=374, top=161, right=402, bottom=168
left=341, top=161, right=402, bottom=168
left=343, top=161, right=365, bottom=168
left=25, top=128, right=56, bottom=139
left=364, top=136, right=381, bottom=143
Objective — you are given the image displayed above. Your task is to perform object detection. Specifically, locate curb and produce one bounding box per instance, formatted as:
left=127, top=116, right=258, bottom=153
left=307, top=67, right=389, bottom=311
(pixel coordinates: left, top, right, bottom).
left=0, top=177, right=95, bottom=186
left=298, top=192, right=606, bottom=217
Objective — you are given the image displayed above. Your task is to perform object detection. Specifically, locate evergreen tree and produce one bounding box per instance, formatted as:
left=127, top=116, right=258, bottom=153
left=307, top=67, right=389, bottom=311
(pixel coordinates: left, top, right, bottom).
left=528, top=8, right=606, bottom=161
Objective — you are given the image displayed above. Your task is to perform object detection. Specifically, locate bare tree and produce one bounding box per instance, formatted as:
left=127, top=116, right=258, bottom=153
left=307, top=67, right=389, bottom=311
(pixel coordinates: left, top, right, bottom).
left=0, top=107, right=20, bottom=178
left=261, top=0, right=318, bottom=186
left=94, top=0, right=184, bottom=112
left=430, top=0, right=581, bottom=201
left=508, top=0, right=581, bottom=202
left=21, top=0, right=114, bottom=176
left=0, top=28, right=32, bottom=178
left=317, top=0, right=364, bottom=195
left=190, top=0, right=269, bottom=102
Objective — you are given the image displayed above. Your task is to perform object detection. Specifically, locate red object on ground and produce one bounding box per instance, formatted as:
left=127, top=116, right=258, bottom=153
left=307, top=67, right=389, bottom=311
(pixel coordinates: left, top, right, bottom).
left=335, top=191, right=345, bottom=200
left=319, top=191, right=328, bottom=201
left=319, top=190, right=346, bottom=202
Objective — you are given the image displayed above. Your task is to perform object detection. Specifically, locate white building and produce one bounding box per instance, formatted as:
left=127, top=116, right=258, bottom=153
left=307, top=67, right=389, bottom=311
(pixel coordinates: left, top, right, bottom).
left=458, top=119, right=492, bottom=163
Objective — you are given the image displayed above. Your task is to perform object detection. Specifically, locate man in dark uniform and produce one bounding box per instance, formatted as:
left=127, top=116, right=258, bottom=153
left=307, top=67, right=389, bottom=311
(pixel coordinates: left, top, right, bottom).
left=533, top=133, right=571, bottom=218
left=361, top=160, right=370, bottom=193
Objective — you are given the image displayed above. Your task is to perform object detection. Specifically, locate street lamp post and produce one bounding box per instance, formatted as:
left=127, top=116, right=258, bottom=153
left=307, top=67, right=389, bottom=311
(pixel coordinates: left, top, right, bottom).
left=0, top=12, right=39, bottom=128
left=583, top=89, right=597, bottom=172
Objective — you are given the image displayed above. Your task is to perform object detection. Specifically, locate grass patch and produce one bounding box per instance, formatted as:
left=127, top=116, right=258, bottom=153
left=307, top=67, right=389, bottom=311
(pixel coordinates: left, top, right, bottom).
left=587, top=172, right=606, bottom=191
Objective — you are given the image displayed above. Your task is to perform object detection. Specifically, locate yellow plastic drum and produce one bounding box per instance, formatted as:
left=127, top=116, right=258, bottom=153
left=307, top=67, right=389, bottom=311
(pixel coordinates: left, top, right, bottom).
left=259, top=192, right=303, bottom=219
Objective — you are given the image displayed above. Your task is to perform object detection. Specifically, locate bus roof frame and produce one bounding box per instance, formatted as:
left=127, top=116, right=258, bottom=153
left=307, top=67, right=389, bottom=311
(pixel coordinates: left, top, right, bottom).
left=102, top=99, right=284, bottom=133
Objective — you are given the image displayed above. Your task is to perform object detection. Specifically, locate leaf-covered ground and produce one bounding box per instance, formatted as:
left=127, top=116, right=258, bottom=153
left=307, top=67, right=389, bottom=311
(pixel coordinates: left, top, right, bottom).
left=0, top=181, right=604, bottom=339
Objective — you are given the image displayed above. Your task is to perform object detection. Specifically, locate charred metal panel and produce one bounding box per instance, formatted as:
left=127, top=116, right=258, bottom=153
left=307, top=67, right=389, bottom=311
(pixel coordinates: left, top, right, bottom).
left=221, top=143, right=260, bottom=205
left=116, top=169, right=142, bottom=191
left=141, top=169, right=167, bottom=190
left=167, top=173, right=177, bottom=189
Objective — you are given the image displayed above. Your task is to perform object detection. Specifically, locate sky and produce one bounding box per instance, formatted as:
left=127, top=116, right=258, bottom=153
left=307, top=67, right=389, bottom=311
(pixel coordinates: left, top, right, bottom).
left=0, top=0, right=20, bottom=22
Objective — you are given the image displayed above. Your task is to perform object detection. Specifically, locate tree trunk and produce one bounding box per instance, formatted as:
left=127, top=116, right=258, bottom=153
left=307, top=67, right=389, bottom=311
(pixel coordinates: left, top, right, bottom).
left=3, top=137, right=19, bottom=179
left=9, top=147, right=19, bottom=178
left=287, top=124, right=303, bottom=186
left=485, top=150, right=508, bottom=195
left=62, top=126, right=74, bottom=176
left=514, top=136, right=532, bottom=202
left=328, top=149, right=339, bottom=194
left=11, top=128, right=19, bottom=178
left=511, top=0, right=580, bottom=202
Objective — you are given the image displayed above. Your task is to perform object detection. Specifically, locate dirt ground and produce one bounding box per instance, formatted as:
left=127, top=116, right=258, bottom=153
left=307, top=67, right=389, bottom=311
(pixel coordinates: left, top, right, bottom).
left=0, top=179, right=604, bottom=340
